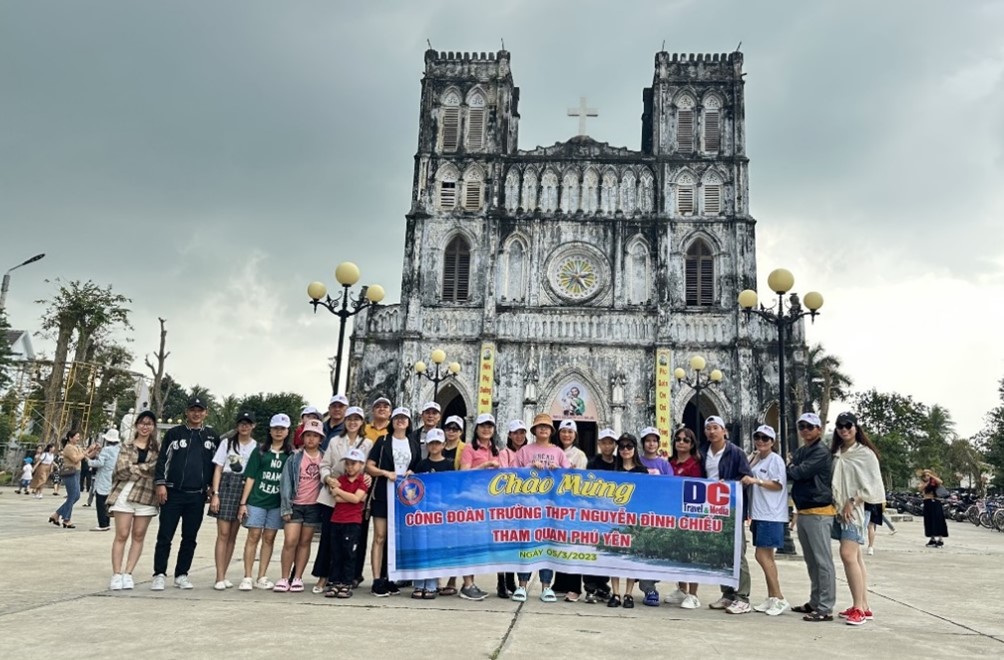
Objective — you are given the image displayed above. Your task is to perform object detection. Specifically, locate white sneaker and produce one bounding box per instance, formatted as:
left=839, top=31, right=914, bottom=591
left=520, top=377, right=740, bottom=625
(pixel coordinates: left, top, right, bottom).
left=680, top=594, right=700, bottom=609
left=725, top=599, right=753, bottom=614
left=224, top=579, right=234, bottom=588
left=708, top=596, right=733, bottom=610
left=765, top=598, right=790, bottom=616
left=213, top=580, right=227, bottom=591
left=255, top=577, right=274, bottom=590
left=239, top=577, right=254, bottom=591
left=122, top=574, right=134, bottom=590
left=663, top=588, right=688, bottom=604
left=109, top=574, right=124, bottom=591
left=174, top=575, right=194, bottom=590
left=753, top=597, right=775, bottom=612
left=866, top=547, right=874, bottom=556
left=151, top=574, right=166, bottom=591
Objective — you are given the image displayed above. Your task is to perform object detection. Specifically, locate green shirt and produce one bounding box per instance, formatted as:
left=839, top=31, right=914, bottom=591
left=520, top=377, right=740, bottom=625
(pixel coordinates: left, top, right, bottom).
left=245, top=448, right=289, bottom=509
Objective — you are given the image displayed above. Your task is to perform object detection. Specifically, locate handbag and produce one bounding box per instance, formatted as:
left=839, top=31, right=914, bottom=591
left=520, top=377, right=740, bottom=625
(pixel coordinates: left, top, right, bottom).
left=935, top=485, right=950, bottom=499
left=363, top=439, right=385, bottom=519
left=59, top=467, right=79, bottom=478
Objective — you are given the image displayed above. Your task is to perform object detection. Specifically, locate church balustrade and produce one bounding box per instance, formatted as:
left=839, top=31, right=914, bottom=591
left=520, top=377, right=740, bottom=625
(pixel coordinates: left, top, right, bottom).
left=365, top=305, right=402, bottom=335
left=422, top=309, right=484, bottom=337
left=496, top=311, right=657, bottom=344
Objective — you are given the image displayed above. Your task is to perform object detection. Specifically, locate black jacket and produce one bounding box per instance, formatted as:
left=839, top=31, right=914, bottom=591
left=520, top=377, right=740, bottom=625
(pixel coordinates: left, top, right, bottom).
left=367, top=434, right=421, bottom=502
left=786, top=439, right=833, bottom=510
left=154, top=424, right=221, bottom=492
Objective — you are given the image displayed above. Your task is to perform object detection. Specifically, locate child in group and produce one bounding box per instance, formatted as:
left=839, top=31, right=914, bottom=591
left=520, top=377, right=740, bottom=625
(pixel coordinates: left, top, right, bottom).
left=664, top=426, right=705, bottom=608
left=553, top=420, right=586, bottom=602
left=410, top=429, right=454, bottom=599
left=323, top=448, right=370, bottom=599
left=512, top=413, right=569, bottom=603
left=17, top=458, right=33, bottom=494
left=495, top=419, right=528, bottom=598
left=458, top=414, right=501, bottom=601
left=582, top=428, right=617, bottom=603
left=237, top=413, right=293, bottom=591
left=608, top=433, right=648, bottom=609
left=277, top=418, right=325, bottom=593
left=637, top=427, right=672, bottom=606
left=209, top=411, right=259, bottom=591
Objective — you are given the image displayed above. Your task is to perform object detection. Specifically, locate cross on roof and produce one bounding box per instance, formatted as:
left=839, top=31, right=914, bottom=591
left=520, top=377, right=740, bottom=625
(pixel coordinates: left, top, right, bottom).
left=567, top=96, right=598, bottom=136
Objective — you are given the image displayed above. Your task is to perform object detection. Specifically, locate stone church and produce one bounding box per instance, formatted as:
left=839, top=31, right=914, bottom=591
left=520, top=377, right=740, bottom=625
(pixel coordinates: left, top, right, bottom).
left=348, top=48, right=808, bottom=454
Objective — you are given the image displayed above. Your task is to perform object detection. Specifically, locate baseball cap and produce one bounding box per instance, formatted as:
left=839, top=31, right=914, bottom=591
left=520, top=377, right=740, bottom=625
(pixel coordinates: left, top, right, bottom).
left=391, top=407, right=411, bottom=419
left=425, top=429, right=446, bottom=444
left=421, top=401, right=441, bottom=413
left=559, top=419, right=577, bottom=432
left=753, top=424, right=776, bottom=440
left=704, top=415, right=726, bottom=428
left=301, top=406, right=321, bottom=418
left=598, top=428, right=617, bottom=441
left=797, top=412, right=822, bottom=428
left=301, top=419, right=324, bottom=437
left=445, top=415, right=464, bottom=429
left=475, top=413, right=496, bottom=426
left=186, top=396, right=208, bottom=410
left=270, top=413, right=291, bottom=428
left=235, top=411, right=255, bottom=424
left=639, top=426, right=660, bottom=439
left=835, top=412, right=858, bottom=426
left=343, top=448, right=367, bottom=463
left=372, top=397, right=392, bottom=407
left=329, top=394, right=349, bottom=406
left=507, top=419, right=528, bottom=434
left=345, top=406, right=365, bottom=420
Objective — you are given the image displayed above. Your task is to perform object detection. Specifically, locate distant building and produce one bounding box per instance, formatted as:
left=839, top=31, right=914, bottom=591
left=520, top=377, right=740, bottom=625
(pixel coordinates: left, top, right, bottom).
left=3, top=330, right=35, bottom=363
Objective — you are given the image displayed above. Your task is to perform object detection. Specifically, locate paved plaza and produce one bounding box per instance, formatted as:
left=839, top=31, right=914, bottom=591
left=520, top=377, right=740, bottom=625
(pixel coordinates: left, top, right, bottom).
left=0, top=489, right=1001, bottom=659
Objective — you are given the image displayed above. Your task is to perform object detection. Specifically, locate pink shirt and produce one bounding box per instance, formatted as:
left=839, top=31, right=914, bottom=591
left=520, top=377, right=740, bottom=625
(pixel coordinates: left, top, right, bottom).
left=292, top=451, right=323, bottom=505
left=460, top=443, right=497, bottom=469
left=499, top=447, right=522, bottom=468
left=514, top=443, right=569, bottom=469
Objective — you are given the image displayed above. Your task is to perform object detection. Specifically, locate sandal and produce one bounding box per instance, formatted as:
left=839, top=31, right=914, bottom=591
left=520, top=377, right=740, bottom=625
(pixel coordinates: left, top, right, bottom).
left=802, top=611, right=833, bottom=622
left=607, top=594, right=621, bottom=608
left=438, top=586, right=457, bottom=596
left=411, top=588, right=426, bottom=599
left=422, top=589, right=437, bottom=600
left=61, top=521, right=76, bottom=529
left=289, top=578, right=304, bottom=593
left=792, top=602, right=816, bottom=614
left=324, top=586, right=339, bottom=599
left=564, top=592, right=581, bottom=603
left=336, top=587, right=352, bottom=599
left=623, top=595, right=635, bottom=609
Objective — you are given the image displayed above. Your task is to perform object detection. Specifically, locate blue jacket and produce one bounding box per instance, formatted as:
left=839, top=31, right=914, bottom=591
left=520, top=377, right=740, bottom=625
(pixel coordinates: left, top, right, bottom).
left=89, top=444, right=121, bottom=496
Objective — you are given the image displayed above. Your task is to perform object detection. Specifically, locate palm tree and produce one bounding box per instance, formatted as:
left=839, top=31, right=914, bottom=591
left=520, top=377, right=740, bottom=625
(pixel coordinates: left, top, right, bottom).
left=805, top=344, right=853, bottom=429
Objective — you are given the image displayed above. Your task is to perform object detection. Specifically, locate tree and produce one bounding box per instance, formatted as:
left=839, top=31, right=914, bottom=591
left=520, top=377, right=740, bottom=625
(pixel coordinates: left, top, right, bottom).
left=159, top=374, right=190, bottom=422
left=236, top=392, right=308, bottom=442
left=207, top=394, right=242, bottom=435
left=916, top=405, right=956, bottom=475
left=145, top=317, right=170, bottom=420
left=89, top=341, right=137, bottom=435
left=806, top=344, right=853, bottom=429
left=0, top=310, right=13, bottom=393
left=944, top=437, right=986, bottom=489
left=977, top=376, right=1004, bottom=493
left=851, top=389, right=930, bottom=489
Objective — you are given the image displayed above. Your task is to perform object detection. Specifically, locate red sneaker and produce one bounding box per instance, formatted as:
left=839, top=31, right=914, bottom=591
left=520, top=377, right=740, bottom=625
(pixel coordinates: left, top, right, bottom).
left=838, top=607, right=853, bottom=618
left=864, top=609, right=873, bottom=620
left=845, top=608, right=867, bottom=626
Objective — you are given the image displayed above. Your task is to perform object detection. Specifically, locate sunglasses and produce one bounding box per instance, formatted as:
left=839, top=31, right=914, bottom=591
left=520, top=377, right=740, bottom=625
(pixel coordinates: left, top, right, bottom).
left=617, top=445, right=635, bottom=451
left=836, top=422, right=854, bottom=430
left=674, top=436, right=692, bottom=443
left=445, top=426, right=461, bottom=431
left=796, top=423, right=815, bottom=431
left=753, top=434, right=772, bottom=442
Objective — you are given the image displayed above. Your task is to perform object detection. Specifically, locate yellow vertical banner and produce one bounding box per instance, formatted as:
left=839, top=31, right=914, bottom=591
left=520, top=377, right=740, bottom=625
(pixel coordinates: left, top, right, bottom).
left=477, top=342, right=496, bottom=414
left=655, top=348, right=672, bottom=452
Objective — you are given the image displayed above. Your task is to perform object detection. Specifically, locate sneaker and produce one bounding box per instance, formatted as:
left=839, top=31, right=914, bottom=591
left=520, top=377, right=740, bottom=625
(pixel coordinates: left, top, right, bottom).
left=765, top=598, right=790, bottom=616
left=213, top=580, right=227, bottom=591
left=865, top=609, right=874, bottom=620
left=753, top=597, right=775, bottom=613
left=239, top=577, right=254, bottom=591
left=150, top=574, right=166, bottom=591
left=109, top=574, right=124, bottom=591
left=511, top=587, right=527, bottom=602
left=936, top=540, right=944, bottom=547
left=926, top=539, right=938, bottom=547
left=273, top=579, right=290, bottom=593
left=664, top=588, right=688, bottom=604
left=680, top=594, right=701, bottom=609
left=889, top=529, right=897, bottom=536
left=726, top=599, right=752, bottom=614
left=838, top=606, right=873, bottom=619
left=386, top=581, right=401, bottom=596
left=460, top=584, right=488, bottom=601
left=540, top=587, right=557, bottom=603
left=371, top=579, right=390, bottom=598
left=709, top=596, right=733, bottom=610
left=224, top=579, right=234, bottom=589
left=866, top=547, right=874, bottom=556
left=256, top=577, right=274, bottom=590
left=643, top=590, right=660, bottom=607
left=174, top=575, right=194, bottom=590
left=845, top=607, right=867, bottom=626
left=90, top=526, right=110, bottom=532
left=584, top=592, right=598, bottom=604
left=122, top=574, right=134, bottom=590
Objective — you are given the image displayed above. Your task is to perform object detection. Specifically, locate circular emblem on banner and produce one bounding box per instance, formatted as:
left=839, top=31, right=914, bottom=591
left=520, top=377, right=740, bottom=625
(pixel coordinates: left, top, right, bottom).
left=397, top=476, right=425, bottom=507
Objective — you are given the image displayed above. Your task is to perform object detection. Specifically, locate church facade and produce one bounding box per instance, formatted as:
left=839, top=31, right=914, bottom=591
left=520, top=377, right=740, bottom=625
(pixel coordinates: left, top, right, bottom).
left=348, top=48, right=807, bottom=453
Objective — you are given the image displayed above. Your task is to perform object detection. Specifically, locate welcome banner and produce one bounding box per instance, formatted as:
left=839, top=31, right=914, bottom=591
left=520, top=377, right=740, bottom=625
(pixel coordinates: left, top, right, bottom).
left=387, top=469, right=742, bottom=587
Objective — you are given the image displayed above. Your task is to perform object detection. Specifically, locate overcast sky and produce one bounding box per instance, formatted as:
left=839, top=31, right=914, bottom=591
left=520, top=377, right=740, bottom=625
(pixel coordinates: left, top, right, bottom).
left=2, top=1, right=1003, bottom=436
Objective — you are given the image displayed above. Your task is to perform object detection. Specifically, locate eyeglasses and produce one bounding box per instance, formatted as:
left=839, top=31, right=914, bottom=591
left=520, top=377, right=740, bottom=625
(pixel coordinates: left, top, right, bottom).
left=753, top=434, right=772, bottom=442
left=796, top=423, right=815, bottom=431
left=836, top=422, right=854, bottom=430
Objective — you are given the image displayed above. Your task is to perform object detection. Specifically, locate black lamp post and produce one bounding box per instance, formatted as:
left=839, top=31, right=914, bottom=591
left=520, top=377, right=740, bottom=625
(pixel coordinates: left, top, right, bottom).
left=414, top=349, right=461, bottom=401
left=307, top=262, right=385, bottom=395
left=673, top=355, right=723, bottom=442
left=0, top=253, right=46, bottom=313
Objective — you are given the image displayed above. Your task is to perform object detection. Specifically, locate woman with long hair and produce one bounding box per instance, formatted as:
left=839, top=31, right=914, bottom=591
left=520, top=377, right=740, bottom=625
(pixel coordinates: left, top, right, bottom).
left=208, top=411, right=259, bottom=590
left=107, top=411, right=160, bottom=590
left=48, top=430, right=98, bottom=528
left=830, top=412, right=885, bottom=626
left=664, top=426, right=704, bottom=608
left=458, top=413, right=501, bottom=601
left=553, top=420, right=586, bottom=602
left=919, top=469, right=948, bottom=548
left=608, top=433, right=648, bottom=609
left=30, top=444, right=56, bottom=499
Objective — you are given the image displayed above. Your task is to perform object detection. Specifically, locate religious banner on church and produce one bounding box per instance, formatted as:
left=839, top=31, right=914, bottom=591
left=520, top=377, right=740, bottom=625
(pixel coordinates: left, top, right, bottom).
left=476, top=342, right=495, bottom=414
left=655, top=348, right=673, bottom=450
left=387, top=469, right=742, bottom=587
left=549, top=381, right=598, bottom=421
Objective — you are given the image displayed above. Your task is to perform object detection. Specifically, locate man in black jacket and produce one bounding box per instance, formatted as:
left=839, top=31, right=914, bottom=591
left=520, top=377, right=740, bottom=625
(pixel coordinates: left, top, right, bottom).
left=151, top=396, right=221, bottom=591
left=786, top=412, right=836, bottom=621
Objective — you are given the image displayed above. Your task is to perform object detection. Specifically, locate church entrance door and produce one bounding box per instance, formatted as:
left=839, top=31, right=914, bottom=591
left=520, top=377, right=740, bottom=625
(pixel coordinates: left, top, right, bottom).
left=438, top=384, right=467, bottom=425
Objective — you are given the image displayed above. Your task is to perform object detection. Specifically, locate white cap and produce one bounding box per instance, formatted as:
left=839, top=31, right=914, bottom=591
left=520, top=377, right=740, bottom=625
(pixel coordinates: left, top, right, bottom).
left=391, top=407, right=411, bottom=419
left=797, top=412, right=822, bottom=428
left=753, top=425, right=777, bottom=440
left=640, top=426, right=660, bottom=439
left=425, top=429, right=446, bottom=444
left=598, top=428, right=617, bottom=441
left=102, top=429, right=121, bottom=443
left=704, top=415, right=726, bottom=428
left=329, top=394, right=349, bottom=406
left=558, top=419, right=577, bottom=432
left=270, top=413, right=291, bottom=428
left=445, top=415, right=464, bottom=429
left=372, top=397, right=392, bottom=407
left=301, top=406, right=321, bottom=417
left=345, top=406, right=365, bottom=419
left=302, top=419, right=324, bottom=436
left=475, top=413, right=496, bottom=426
left=343, top=448, right=367, bottom=463
left=421, top=401, right=441, bottom=413
left=507, top=419, right=528, bottom=434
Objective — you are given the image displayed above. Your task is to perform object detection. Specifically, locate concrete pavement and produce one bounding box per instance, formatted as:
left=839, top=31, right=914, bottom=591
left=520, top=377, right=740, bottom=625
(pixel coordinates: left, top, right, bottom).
left=0, top=487, right=1001, bottom=658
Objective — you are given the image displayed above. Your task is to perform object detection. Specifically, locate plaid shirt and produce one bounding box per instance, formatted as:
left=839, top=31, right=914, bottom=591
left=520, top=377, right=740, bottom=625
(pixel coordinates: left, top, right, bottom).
left=107, top=441, right=160, bottom=508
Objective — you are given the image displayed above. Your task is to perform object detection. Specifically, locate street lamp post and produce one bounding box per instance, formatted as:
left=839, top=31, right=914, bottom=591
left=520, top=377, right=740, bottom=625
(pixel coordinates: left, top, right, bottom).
left=414, top=348, right=461, bottom=401
left=307, top=262, right=385, bottom=395
left=673, top=355, right=723, bottom=441
left=0, top=253, right=46, bottom=314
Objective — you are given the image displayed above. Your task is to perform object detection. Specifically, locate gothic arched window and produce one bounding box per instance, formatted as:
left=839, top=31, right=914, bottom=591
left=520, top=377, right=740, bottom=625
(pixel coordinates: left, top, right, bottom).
left=639, top=172, right=654, bottom=213
left=442, top=236, right=471, bottom=302
left=440, top=90, right=461, bottom=153
left=676, top=94, right=695, bottom=153
left=620, top=171, right=637, bottom=213
left=504, top=169, right=520, bottom=213
left=462, top=166, right=484, bottom=211
left=702, top=170, right=723, bottom=215
left=522, top=170, right=538, bottom=211
left=685, top=240, right=714, bottom=306
left=703, top=95, right=722, bottom=153
left=627, top=239, right=650, bottom=304
left=676, top=172, right=695, bottom=215
left=466, top=90, right=486, bottom=151
left=540, top=171, right=559, bottom=212
left=436, top=164, right=459, bottom=210
left=498, top=237, right=527, bottom=302
left=582, top=169, right=599, bottom=214
left=561, top=171, right=580, bottom=213
left=601, top=170, right=617, bottom=214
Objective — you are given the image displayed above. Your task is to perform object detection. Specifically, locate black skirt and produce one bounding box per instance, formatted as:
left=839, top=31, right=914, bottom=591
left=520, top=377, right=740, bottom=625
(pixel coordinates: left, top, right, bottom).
left=923, top=499, right=949, bottom=538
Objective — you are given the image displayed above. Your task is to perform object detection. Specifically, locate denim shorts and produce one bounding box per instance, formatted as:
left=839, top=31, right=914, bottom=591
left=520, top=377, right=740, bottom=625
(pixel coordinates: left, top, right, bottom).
left=832, top=510, right=871, bottom=545
left=751, top=520, right=785, bottom=549
left=244, top=504, right=282, bottom=531
left=288, top=503, right=323, bottom=529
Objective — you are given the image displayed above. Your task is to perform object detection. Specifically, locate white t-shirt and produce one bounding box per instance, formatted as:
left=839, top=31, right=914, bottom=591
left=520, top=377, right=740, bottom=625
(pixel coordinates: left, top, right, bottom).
left=21, top=464, right=33, bottom=480
left=40, top=452, right=55, bottom=466
left=704, top=445, right=725, bottom=481
left=749, top=451, right=788, bottom=522
left=391, top=437, right=412, bottom=475
left=212, top=438, right=258, bottom=474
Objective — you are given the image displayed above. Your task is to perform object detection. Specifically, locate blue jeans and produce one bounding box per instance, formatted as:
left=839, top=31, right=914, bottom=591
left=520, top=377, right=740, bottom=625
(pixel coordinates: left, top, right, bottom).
left=517, top=569, right=554, bottom=586
left=417, top=578, right=439, bottom=591
left=56, top=472, right=81, bottom=521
